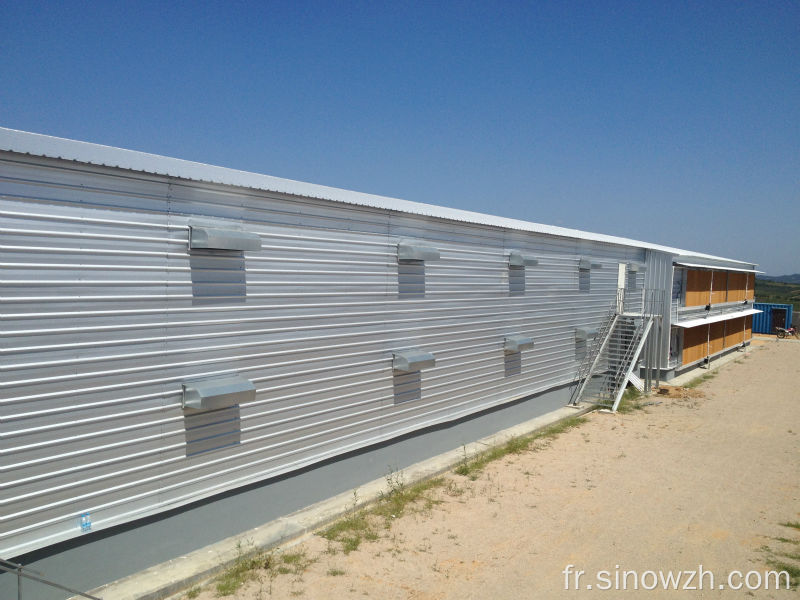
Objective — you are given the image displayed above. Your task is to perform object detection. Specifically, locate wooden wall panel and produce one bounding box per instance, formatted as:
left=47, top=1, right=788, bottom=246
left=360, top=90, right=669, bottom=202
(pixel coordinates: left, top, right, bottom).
left=725, top=317, right=745, bottom=347
left=682, top=324, right=709, bottom=365
left=685, top=269, right=712, bottom=307
left=711, top=271, right=728, bottom=304
left=709, top=321, right=725, bottom=355
left=745, top=315, right=753, bottom=340
left=746, top=273, right=755, bottom=300
left=727, top=272, right=747, bottom=302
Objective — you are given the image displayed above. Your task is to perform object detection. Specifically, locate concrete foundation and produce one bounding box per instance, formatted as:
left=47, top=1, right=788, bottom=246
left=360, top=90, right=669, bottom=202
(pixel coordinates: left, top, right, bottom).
left=1, top=385, right=573, bottom=600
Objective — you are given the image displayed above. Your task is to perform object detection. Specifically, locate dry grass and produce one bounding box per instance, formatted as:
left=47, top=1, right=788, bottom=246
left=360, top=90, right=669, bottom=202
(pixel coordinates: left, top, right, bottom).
left=454, top=416, right=587, bottom=479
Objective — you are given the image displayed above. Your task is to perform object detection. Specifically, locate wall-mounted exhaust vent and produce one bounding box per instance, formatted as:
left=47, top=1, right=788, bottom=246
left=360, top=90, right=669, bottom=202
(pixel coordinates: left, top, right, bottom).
left=182, top=375, right=256, bottom=410
left=508, top=252, right=538, bottom=267
left=189, top=226, right=262, bottom=252
left=393, top=349, right=436, bottom=372
left=504, top=334, right=534, bottom=353
left=578, top=258, right=603, bottom=270
left=397, top=241, right=440, bottom=262
left=575, top=327, right=599, bottom=341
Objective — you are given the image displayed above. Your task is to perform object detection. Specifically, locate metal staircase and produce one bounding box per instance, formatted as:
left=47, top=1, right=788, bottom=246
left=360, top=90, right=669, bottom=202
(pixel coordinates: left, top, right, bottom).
left=567, top=311, right=618, bottom=407
left=569, top=289, right=665, bottom=412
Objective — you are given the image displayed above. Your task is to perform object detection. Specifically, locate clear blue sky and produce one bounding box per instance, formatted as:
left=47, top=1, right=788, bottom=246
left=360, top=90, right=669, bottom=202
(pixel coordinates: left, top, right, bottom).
left=2, top=1, right=797, bottom=274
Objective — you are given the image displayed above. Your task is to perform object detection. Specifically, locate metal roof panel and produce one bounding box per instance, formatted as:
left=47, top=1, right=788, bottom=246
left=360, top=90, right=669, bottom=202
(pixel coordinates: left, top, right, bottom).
left=0, top=127, right=753, bottom=266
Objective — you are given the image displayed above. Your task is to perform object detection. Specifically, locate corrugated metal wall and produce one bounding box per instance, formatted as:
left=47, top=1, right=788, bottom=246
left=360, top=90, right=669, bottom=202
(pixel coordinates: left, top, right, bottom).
left=752, top=303, right=794, bottom=333
left=0, top=153, right=646, bottom=556
left=643, top=249, right=673, bottom=368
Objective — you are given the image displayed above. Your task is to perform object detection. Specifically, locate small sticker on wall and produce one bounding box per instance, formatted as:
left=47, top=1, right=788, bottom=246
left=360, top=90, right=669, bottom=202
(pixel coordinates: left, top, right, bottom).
left=79, top=512, right=92, bottom=532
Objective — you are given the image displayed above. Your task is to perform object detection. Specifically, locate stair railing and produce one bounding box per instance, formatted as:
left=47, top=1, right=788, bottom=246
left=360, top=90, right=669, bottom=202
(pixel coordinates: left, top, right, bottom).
left=0, top=558, right=102, bottom=600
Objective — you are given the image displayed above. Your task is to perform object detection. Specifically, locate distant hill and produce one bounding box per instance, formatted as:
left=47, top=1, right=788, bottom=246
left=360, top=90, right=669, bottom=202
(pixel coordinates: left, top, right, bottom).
left=754, top=277, right=800, bottom=313
left=758, top=273, right=800, bottom=284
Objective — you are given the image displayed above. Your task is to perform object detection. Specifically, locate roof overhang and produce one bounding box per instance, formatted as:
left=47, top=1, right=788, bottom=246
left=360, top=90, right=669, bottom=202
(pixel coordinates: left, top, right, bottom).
left=673, top=262, right=762, bottom=274
left=674, top=308, right=762, bottom=329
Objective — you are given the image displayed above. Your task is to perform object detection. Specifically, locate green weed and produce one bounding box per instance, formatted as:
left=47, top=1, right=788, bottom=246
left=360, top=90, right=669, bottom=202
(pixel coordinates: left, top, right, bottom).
left=372, top=475, right=443, bottom=526
left=320, top=475, right=443, bottom=554
left=215, top=542, right=271, bottom=596
left=759, top=521, right=800, bottom=590
left=213, top=542, right=318, bottom=596
left=616, top=387, right=645, bottom=413
left=766, top=560, right=799, bottom=589
left=320, top=507, right=374, bottom=554
left=774, top=536, right=800, bottom=545
left=683, top=371, right=717, bottom=389
left=445, top=479, right=465, bottom=497
left=319, top=416, right=587, bottom=555
left=454, top=416, right=587, bottom=479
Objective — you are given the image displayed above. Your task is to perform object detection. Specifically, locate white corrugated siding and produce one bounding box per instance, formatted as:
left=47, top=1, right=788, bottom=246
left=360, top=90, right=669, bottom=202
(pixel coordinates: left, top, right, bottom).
left=0, top=126, right=755, bottom=267
left=644, top=249, right=675, bottom=368
left=1, top=154, right=645, bottom=556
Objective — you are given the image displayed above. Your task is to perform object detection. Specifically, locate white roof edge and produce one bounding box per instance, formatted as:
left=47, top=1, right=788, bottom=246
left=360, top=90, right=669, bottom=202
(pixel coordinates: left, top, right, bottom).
left=674, top=308, right=762, bottom=328
left=0, top=126, right=752, bottom=265
left=674, top=262, right=763, bottom=273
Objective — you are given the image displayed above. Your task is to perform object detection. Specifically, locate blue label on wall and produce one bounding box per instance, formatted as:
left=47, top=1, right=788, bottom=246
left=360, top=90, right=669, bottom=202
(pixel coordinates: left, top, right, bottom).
left=79, top=512, right=91, bottom=532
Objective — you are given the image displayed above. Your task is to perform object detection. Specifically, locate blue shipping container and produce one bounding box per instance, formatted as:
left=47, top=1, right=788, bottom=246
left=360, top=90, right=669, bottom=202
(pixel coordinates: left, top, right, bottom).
left=752, top=303, right=793, bottom=334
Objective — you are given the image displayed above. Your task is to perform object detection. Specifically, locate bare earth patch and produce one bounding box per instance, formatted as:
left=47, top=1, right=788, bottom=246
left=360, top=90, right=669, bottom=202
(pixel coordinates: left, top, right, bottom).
left=654, top=385, right=704, bottom=399
left=186, top=342, right=800, bottom=599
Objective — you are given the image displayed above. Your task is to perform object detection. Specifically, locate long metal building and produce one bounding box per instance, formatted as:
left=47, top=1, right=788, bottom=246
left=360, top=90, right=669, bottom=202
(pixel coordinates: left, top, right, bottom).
left=0, top=127, right=759, bottom=567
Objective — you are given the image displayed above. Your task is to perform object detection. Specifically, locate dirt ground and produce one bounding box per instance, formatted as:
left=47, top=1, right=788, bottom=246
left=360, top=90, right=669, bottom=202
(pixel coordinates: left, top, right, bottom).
left=187, top=341, right=800, bottom=599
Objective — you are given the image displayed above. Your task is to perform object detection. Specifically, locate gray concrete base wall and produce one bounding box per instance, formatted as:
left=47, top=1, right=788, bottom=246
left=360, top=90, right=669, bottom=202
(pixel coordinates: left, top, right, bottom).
left=0, top=385, right=571, bottom=600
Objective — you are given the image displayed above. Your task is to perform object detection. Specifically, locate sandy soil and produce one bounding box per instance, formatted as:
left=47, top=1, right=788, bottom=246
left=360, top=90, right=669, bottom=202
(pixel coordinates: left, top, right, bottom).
left=188, top=341, right=799, bottom=599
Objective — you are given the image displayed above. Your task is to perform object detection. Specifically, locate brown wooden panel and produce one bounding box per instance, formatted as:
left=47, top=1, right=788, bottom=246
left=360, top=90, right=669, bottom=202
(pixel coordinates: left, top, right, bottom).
left=746, top=273, right=755, bottom=300
left=710, top=271, right=728, bottom=304
left=745, top=315, right=753, bottom=340
left=725, top=317, right=745, bottom=348
left=709, top=321, right=725, bottom=354
left=682, top=324, right=709, bottom=365
left=727, top=272, right=746, bottom=302
left=685, top=269, right=712, bottom=307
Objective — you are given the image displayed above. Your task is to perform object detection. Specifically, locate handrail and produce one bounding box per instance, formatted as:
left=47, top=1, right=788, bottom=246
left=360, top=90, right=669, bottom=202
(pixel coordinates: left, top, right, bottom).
left=570, top=288, right=667, bottom=410
left=0, top=558, right=102, bottom=600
